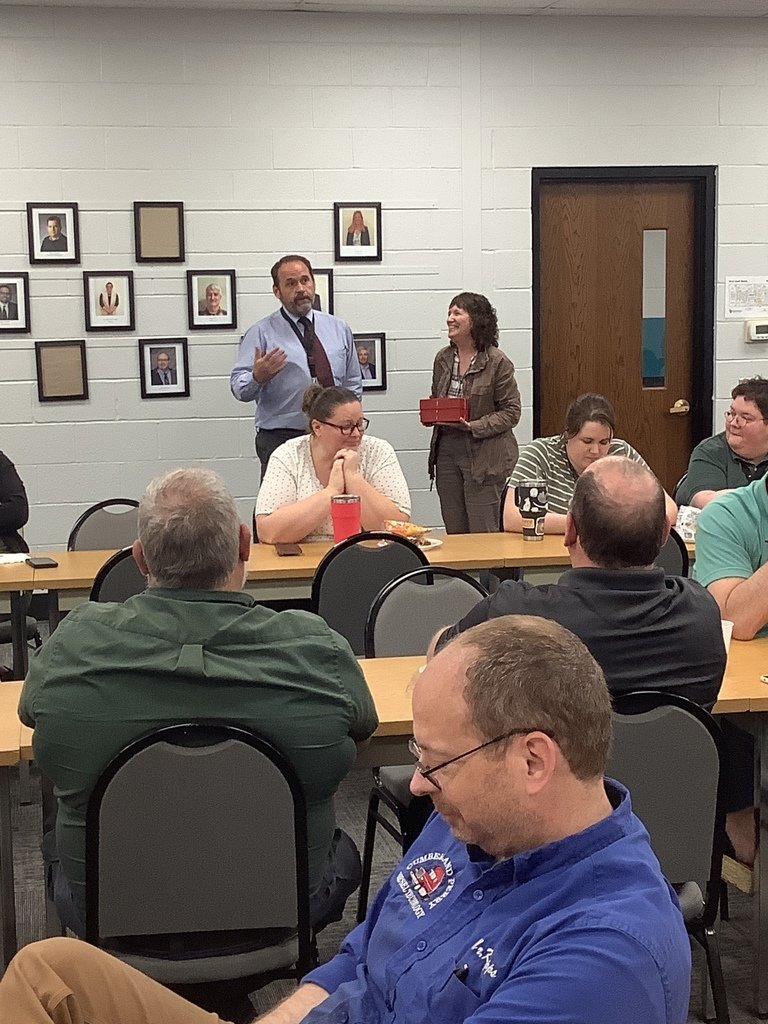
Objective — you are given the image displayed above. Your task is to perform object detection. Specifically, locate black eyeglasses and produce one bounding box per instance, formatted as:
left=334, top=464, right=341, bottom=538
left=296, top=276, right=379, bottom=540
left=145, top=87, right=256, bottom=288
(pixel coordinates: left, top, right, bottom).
left=319, top=418, right=369, bottom=436
left=408, top=728, right=554, bottom=791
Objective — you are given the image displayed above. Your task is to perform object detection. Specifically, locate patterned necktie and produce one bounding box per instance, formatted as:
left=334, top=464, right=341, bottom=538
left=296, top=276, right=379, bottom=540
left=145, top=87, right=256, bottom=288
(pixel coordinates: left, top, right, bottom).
left=298, top=316, right=334, bottom=388
left=0, top=306, right=6, bottom=320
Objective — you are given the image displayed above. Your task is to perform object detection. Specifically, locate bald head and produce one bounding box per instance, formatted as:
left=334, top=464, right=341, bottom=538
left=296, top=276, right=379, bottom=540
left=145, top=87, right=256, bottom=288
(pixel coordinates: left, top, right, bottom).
left=570, top=456, right=667, bottom=569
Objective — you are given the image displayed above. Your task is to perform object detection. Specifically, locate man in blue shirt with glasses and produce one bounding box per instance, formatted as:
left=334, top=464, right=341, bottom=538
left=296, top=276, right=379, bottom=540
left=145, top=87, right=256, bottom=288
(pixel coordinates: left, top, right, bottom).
left=1, top=616, right=691, bottom=1024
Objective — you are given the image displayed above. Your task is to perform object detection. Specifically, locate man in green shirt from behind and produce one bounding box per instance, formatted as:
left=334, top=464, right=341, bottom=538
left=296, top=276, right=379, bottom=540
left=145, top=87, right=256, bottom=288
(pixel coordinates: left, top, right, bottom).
left=20, top=468, right=378, bottom=948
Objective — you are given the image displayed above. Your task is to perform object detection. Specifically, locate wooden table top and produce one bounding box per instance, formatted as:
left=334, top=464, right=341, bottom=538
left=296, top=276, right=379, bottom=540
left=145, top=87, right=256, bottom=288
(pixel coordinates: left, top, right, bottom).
left=0, top=560, right=34, bottom=591
left=16, top=533, right=695, bottom=592
left=4, top=638, right=766, bottom=764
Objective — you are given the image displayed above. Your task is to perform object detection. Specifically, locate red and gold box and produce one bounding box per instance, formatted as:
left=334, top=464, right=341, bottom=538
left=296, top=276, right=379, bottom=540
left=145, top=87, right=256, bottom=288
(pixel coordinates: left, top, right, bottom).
left=419, top=397, right=469, bottom=426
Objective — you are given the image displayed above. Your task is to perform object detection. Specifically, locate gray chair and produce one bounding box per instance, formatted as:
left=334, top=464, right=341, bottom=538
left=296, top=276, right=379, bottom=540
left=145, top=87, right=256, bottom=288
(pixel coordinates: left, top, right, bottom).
left=610, top=691, right=729, bottom=1024
left=310, top=531, right=429, bottom=656
left=356, top=567, right=489, bottom=921
left=673, top=472, right=688, bottom=502
left=90, top=548, right=147, bottom=602
left=68, top=499, right=139, bottom=551
left=364, top=565, right=488, bottom=659
left=85, top=722, right=314, bottom=995
left=654, top=527, right=689, bottom=577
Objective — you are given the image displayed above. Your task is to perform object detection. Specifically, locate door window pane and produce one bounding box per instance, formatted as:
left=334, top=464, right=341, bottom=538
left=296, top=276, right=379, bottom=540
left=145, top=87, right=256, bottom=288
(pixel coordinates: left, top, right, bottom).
left=642, top=228, right=666, bottom=388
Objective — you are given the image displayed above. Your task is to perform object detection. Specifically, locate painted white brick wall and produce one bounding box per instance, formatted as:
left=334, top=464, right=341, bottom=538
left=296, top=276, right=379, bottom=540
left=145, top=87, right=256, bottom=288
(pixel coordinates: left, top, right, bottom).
left=2, top=8, right=768, bottom=546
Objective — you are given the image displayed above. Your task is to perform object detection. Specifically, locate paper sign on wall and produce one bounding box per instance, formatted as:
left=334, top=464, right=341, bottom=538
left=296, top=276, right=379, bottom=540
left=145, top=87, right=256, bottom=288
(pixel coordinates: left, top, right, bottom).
left=725, top=276, right=768, bottom=319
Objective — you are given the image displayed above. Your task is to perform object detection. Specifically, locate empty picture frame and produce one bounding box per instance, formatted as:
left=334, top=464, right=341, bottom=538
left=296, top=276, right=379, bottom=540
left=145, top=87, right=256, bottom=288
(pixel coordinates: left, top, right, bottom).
left=139, top=337, right=190, bottom=399
left=312, top=268, right=334, bottom=315
left=27, top=203, right=80, bottom=265
left=133, top=202, right=185, bottom=262
left=35, top=340, right=89, bottom=402
left=334, top=203, right=382, bottom=263
left=83, top=271, right=135, bottom=331
left=0, top=273, right=31, bottom=335
left=187, top=269, right=237, bottom=330
left=354, top=332, right=386, bottom=391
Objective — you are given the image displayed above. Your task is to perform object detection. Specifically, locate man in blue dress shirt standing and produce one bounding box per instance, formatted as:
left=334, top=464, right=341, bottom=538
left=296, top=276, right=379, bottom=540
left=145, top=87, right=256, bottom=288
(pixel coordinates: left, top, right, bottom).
left=230, top=255, right=362, bottom=480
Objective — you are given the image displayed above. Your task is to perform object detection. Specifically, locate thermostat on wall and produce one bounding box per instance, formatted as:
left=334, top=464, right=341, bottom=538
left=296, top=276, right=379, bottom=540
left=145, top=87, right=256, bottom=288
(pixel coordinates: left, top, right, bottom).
left=746, top=320, right=768, bottom=343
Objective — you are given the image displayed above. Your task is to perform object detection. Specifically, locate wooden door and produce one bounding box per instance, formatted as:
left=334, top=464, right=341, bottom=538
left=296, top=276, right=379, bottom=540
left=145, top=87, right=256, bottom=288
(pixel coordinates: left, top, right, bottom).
left=537, top=180, right=696, bottom=493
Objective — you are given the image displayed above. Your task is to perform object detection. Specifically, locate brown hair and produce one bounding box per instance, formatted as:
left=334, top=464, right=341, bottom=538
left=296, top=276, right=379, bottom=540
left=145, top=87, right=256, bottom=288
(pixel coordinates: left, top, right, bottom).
left=302, top=384, right=359, bottom=424
left=563, top=393, right=616, bottom=440
left=271, top=255, right=314, bottom=287
left=448, top=292, right=499, bottom=351
left=732, top=376, right=768, bottom=421
left=458, top=616, right=612, bottom=780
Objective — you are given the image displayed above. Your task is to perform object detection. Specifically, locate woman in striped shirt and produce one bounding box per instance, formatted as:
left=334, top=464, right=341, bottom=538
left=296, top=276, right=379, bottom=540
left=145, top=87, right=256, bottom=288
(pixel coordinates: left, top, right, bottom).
left=503, top=393, right=676, bottom=534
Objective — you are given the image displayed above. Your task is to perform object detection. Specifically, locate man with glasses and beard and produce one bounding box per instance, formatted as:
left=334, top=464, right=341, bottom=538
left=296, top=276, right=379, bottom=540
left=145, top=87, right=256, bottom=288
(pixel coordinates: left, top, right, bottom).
left=2, top=616, right=691, bottom=1024
left=230, top=255, right=362, bottom=480
left=677, top=376, right=768, bottom=508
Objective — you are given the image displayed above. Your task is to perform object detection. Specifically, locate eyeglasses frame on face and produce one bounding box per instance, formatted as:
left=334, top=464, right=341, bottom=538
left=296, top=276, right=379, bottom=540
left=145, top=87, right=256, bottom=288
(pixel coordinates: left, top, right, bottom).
left=318, top=417, right=370, bottom=437
left=725, top=409, right=767, bottom=427
left=408, top=728, right=555, bottom=791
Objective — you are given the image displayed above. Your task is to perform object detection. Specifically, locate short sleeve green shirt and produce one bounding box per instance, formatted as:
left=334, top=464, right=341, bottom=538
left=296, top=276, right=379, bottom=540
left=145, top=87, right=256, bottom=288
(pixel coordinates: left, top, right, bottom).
left=677, top=432, right=768, bottom=506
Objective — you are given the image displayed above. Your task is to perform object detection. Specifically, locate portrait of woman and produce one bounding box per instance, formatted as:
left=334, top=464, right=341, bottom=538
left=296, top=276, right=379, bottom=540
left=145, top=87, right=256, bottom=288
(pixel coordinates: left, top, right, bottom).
left=503, top=392, right=677, bottom=533
left=345, top=210, right=370, bottom=247
left=426, top=292, right=521, bottom=534
left=255, top=384, right=411, bottom=543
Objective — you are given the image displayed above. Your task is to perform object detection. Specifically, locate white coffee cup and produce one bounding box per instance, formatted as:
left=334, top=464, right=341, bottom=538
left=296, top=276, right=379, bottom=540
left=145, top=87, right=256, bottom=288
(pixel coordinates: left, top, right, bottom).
left=721, top=619, right=734, bottom=652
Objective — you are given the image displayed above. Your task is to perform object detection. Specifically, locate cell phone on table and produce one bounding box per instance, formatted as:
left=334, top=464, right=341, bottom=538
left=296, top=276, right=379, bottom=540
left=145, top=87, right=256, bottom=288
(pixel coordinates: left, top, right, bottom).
left=25, top=556, right=59, bottom=569
left=274, top=543, right=302, bottom=557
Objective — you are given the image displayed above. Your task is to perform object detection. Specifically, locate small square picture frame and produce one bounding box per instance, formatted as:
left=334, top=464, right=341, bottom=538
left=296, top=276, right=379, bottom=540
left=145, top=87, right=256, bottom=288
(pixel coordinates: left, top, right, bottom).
left=139, top=337, right=190, bottom=399
left=334, top=203, right=382, bottom=263
left=27, top=203, right=80, bottom=265
left=0, top=273, right=31, bottom=335
left=133, top=201, right=185, bottom=263
left=354, top=332, right=386, bottom=391
left=35, top=340, right=89, bottom=403
left=312, top=268, right=334, bottom=314
left=187, top=269, right=237, bottom=330
left=83, top=271, right=135, bottom=332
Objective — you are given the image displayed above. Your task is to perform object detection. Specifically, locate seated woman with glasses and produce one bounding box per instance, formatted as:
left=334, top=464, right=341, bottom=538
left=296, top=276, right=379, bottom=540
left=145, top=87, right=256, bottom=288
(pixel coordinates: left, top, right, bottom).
left=255, top=384, right=411, bottom=543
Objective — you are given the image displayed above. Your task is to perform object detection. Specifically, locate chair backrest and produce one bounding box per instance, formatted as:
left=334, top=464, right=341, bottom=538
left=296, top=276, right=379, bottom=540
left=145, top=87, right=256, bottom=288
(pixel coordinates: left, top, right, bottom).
left=90, top=548, right=147, bottom=602
left=498, top=479, right=511, bottom=532
left=68, top=499, right=139, bottom=551
left=673, top=473, right=688, bottom=501
left=86, top=722, right=312, bottom=974
left=654, top=527, right=689, bottom=577
left=365, top=566, right=488, bottom=658
left=311, top=531, right=429, bottom=655
left=609, top=691, right=725, bottom=924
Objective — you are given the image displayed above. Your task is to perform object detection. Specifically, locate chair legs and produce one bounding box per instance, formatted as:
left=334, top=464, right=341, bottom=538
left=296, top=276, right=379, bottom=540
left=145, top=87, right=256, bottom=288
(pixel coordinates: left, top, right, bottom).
left=693, top=923, right=730, bottom=1024
left=356, top=781, right=432, bottom=924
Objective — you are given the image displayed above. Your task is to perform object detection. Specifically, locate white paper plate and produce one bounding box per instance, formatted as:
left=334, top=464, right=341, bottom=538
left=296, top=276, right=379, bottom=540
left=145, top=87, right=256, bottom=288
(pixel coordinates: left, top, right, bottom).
left=417, top=537, right=443, bottom=550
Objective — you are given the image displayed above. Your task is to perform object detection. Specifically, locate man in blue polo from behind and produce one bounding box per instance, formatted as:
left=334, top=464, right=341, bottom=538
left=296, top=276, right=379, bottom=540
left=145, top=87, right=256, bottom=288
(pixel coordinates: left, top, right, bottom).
left=1, top=616, right=691, bottom=1024
left=230, top=254, right=362, bottom=480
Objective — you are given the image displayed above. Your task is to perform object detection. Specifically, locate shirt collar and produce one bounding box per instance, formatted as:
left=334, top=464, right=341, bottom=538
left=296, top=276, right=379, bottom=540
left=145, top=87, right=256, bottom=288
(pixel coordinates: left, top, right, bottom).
left=282, top=306, right=312, bottom=326
left=142, top=588, right=256, bottom=607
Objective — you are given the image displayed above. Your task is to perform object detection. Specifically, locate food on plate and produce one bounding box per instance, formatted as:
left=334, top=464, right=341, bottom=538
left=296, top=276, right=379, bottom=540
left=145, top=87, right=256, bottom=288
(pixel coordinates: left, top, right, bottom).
left=383, top=520, right=432, bottom=540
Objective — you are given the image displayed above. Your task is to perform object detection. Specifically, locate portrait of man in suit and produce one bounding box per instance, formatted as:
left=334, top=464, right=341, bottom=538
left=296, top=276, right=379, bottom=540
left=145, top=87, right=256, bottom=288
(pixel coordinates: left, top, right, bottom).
left=0, top=285, right=19, bottom=321
left=151, top=350, right=177, bottom=386
left=357, top=342, right=376, bottom=380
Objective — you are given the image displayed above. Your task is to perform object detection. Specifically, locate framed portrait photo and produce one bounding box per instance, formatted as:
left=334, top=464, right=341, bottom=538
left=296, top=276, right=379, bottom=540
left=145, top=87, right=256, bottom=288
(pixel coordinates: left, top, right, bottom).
left=312, top=268, right=334, bottom=315
left=83, top=271, right=135, bottom=332
left=139, top=337, right=190, bottom=399
left=334, top=203, right=382, bottom=263
left=354, top=332, right=386, bottom=391
left=0, top=273, right=31, bottom=335
left=35, top=340, right=89, bottom=403
left=133, top=201, right=185, bottom=263
left=187, top=269, right=237, bottom=330
left=27, top=203, right=80, bottom=265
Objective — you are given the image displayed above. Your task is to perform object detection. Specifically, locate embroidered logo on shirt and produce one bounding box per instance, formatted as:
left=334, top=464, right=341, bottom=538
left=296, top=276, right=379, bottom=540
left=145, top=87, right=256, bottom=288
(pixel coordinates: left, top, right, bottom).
left=396, top=852, right=455, bottom=917
left=470, top=938, right=498, bottom=978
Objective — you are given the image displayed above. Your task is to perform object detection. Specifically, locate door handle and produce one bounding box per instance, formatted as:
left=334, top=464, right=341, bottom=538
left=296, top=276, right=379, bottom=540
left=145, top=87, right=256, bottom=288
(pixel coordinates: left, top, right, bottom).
left=669, top=399, right=690, bottom=415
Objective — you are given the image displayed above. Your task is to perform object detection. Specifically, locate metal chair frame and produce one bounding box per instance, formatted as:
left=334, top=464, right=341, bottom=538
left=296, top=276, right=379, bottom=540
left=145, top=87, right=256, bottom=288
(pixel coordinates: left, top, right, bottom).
left=67, top=498, right=139, bottom=552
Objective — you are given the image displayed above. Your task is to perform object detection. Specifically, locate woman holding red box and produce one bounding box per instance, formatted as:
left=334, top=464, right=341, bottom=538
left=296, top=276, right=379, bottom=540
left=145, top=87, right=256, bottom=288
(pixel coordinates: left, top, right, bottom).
left=426, top=293, right=521, bottom=533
